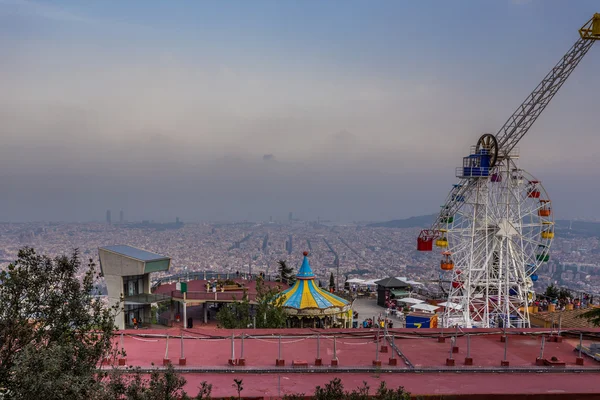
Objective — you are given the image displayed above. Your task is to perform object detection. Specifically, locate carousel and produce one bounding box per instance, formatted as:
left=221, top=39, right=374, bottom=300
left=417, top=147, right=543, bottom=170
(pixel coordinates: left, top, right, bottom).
left=279, top=251, right=352, bottom=328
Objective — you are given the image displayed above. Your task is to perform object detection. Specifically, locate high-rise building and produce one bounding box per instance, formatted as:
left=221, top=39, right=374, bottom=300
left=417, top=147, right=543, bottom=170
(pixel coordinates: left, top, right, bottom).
left=288, top=212, right=293, bottom=222
left=119, top=210, right=124, bottom=224
left=287, top=234, right=293, bottom=255
left=106, top=210, right=112, bottom=225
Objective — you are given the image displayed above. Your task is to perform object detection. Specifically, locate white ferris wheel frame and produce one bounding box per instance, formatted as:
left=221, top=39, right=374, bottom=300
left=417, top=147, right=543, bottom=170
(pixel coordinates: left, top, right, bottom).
left=440, top=156, right=554, bottom=328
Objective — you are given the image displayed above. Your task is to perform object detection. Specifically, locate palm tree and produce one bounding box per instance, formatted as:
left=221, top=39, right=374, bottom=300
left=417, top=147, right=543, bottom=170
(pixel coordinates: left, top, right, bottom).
left=277, top=260, right=295, bottom=285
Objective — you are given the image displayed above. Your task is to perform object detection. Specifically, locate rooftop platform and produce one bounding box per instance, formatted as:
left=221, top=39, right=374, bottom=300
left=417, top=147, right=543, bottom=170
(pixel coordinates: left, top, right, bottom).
left=100, top=245, right=170, bottom=262
left=153, top=278, right=287, bottom=303
left=112, top=327, right=600, bottom=398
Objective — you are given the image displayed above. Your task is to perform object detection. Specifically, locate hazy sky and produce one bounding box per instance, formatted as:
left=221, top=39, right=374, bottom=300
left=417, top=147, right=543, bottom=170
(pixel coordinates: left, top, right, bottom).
left=1, top=0, right=599, bottom=222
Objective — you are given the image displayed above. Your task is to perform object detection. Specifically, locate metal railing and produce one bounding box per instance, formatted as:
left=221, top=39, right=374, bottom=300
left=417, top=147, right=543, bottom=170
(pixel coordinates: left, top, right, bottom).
left=152, top=271, right=290, bottom=289
left=170, top=289, right=250, bottom=302
left=124, top=293, right=172, bottom=304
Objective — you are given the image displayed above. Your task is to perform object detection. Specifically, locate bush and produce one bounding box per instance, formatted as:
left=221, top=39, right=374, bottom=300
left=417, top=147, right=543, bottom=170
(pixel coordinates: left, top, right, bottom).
left=312, top=378, right=410, bottom=400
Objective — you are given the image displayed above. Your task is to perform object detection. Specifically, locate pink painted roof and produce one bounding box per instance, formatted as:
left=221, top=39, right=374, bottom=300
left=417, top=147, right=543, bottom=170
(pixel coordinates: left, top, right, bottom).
left=112, top=327, right=600, bottom=398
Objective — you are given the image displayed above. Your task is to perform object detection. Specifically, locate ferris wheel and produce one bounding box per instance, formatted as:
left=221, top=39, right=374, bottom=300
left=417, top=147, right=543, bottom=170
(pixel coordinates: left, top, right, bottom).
left=417, top=14, right=599, bottom=328
left=436, top=153, right=554, bottom=328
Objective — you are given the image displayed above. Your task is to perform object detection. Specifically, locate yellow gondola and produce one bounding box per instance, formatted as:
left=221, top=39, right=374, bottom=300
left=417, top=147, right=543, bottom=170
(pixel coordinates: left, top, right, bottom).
left=541, top=231, right=555, bottom=239
left=436, top=237, right=449, bottom=247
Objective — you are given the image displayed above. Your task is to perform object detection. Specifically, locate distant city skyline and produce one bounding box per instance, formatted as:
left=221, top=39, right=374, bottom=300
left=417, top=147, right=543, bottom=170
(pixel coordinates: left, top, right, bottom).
left=1, top=1, right=599, bottom=222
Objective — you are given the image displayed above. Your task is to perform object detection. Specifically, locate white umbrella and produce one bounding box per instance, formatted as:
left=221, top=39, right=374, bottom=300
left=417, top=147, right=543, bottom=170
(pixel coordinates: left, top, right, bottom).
left=395, top=277, right=424, bottom=286
left=410, top=303, right=440, bottom=313
left=362, top=279, right=380, bottom=286
left=346, top=278, right=365, bottom=284
left=397, top=297, right=424, bottom=305
left=438, top=301, right=463, bottom=310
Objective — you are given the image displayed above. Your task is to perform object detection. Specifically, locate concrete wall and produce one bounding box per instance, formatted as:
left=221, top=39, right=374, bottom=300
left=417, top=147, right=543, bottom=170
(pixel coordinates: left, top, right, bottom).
left=105, top=274, right=125, bottom=329
left=143, top=273, right=151, bottom=294
left=99, top=249, right=145, bottom=276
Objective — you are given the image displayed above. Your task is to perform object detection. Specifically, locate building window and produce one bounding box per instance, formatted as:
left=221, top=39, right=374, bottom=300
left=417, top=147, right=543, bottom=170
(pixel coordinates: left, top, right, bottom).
left=123, top=274, right=145, bottom=297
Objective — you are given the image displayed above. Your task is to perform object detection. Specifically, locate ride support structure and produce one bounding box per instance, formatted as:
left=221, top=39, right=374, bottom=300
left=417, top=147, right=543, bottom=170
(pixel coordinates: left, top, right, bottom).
left=416, top=14, right=600, bottom=328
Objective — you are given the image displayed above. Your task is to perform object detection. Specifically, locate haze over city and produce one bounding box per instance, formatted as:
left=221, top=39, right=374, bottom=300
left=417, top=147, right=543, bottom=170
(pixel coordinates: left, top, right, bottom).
left=1, top=0, right=599, bottom=222
left=3, top=3, right=600, bottom=397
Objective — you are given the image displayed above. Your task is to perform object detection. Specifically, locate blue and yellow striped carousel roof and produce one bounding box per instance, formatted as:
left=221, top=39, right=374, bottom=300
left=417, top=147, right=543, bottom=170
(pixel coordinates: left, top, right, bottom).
left=279, top=254, right=349, bottom=310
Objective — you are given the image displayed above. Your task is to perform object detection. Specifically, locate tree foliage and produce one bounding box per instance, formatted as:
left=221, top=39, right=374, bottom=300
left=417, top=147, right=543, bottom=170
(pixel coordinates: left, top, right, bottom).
left=0, top=247, right=116, bottom=399
left=545, top=284, right=559, bottom=299
left=254, top=277, right=287, bottom=329
left=580, top=307, right=600, bottom=327
left=216, top=277, right=287, bottom=329
left=329, top=272, right=335, bottom=291
left=558, top=288, right=571, bottom=300
left=313, top=378, right=410, bottom=400
left=99, top=364, right=215, bottom=400
left=216, top=292, right=251, bottom=329
left=0, top=247, right=213, bottom=400
left=99, top=364, right=189, bottom=400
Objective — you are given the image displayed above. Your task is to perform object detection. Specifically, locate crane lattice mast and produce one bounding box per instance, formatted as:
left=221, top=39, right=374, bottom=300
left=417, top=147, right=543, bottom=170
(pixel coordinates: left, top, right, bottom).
left=418, top=14, right=600, bottom=247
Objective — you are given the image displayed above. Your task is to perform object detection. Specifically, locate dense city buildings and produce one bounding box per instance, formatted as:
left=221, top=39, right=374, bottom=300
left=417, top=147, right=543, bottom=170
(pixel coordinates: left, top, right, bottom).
left=0, top=219, right=598, bottom=297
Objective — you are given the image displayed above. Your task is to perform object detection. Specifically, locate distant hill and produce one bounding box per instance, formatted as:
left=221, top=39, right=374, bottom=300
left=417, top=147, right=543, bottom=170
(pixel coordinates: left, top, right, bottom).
left=555, top=219, right=600, bottom=237
left=369, top=216, right=600, bottom=236
left=367, top=214, right=436, bottom=228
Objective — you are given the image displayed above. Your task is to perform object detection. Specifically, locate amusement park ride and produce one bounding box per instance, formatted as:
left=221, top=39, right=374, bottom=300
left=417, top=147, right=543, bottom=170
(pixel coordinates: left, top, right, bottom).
left=417, top=14, right=600, bottom=328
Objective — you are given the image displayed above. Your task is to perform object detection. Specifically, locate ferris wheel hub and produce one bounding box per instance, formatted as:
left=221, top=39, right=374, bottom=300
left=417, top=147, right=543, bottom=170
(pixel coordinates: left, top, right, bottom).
left=496, top=219, right=519, bottom=238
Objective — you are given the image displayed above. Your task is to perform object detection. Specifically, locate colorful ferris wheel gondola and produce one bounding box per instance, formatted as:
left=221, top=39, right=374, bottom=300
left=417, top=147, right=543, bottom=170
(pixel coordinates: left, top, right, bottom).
left=441, top=251, right=454, bottom=271
left=536, top=245, right=550, bottom=262
left=538, top=199, right=552, bottom=217
left=435, top=229, right=449, bottom=248
left=541, top=221, right=555, bottom=239
left=527, top=180, right=541, bottom=198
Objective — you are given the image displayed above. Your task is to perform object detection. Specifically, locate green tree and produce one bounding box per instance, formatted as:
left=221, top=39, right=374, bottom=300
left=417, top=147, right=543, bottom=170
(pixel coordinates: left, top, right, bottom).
left=0, top=247, right=116, bottom=399
left=545, top=283, right=559, bottom=299
left=99, top=364, right=197, bottom=400
left=217, top=278, right=287, bottom=329
left=374, top=381, right=411, bottom=400
left=314, top=377, right=345, bottom=400
left=216, top=292, right=251, bottom=329
left=277, top=260, right=295, bottom=285
left=580, top=307, right=600, bottom=327
left=312, top=378, right=411, bottom=400
left=558, top=288, right=571, bottom=300
left=232, top=379, right=243, bottom=399
left=0, top=247, right=209, bottom=400
left=329, top=272, right=335, bottom=291
left=254, top=277, right=287, bottom=329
